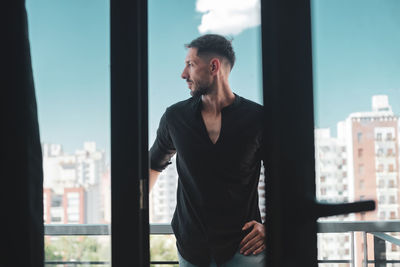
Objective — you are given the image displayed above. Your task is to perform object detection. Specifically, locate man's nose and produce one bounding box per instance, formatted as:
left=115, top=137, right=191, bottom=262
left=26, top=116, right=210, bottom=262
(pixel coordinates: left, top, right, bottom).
left=181, top=68, right=188, bottom=80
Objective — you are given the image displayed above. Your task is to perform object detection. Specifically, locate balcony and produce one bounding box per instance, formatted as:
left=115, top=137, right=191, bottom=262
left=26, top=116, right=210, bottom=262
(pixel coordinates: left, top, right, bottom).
left=44, top=221, right=400, bottom=266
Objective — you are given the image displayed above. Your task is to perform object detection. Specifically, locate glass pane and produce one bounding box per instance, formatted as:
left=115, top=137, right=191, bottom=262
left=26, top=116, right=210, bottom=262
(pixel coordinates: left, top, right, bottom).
left=148, top=0, right=264, bottom=222
left=148, top=0, right=264, bottom=263
left=312, top=0, right=400, bottom=265
left=26, top=0, right=110, bottom=262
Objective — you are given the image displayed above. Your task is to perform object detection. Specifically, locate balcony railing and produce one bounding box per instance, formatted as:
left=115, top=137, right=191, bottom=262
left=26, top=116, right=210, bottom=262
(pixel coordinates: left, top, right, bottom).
left=45, top=221, right=400, bottom=266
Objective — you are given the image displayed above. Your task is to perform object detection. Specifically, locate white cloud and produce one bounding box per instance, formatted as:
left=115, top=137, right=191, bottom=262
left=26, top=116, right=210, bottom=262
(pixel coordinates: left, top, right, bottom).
left=196, top=0, right=261, bottom=36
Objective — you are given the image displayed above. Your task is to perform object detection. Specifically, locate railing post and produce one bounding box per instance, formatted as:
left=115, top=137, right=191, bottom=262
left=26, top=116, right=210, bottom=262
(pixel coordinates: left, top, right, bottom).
left=374, top=235, right=386, bottom=267
left=351, top=231, right=355, bottom=267
left=363, top=232, right=368, bottom=267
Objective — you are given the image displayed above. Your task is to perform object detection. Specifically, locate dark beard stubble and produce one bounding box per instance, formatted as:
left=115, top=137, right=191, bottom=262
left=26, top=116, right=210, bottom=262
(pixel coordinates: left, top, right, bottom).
left=189, top=81, right=211, bottom=98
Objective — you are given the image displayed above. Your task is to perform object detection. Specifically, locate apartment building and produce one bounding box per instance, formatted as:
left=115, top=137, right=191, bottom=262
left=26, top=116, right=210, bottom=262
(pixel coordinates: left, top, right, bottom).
left=42, top=142, right=107, bottom=224
left=340, top=95, right=400, bottom=265
left=316, top=95, right=400, bottom=266
left=315, top=128, right=353, bottom=265
left=150, top=156, right=179, bottom=223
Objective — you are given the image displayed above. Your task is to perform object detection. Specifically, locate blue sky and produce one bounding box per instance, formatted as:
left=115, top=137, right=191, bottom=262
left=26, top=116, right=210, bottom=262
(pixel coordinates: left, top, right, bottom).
left=312, top=0, right=400, bottom=132
left=26, top=0, right=399, bottom=157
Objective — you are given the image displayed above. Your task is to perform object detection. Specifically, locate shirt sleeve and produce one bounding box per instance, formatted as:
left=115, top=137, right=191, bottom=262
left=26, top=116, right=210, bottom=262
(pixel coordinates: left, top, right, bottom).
left=149, top=110, right=176, bottom=172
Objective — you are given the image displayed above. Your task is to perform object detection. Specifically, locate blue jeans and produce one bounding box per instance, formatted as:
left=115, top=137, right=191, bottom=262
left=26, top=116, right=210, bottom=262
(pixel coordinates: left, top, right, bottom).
left=177, top=249, right=266, bottom=267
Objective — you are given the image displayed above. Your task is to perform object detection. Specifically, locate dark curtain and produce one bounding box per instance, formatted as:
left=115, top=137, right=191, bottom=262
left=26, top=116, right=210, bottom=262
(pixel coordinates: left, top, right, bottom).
left=2, top=1, right=44, bottom=266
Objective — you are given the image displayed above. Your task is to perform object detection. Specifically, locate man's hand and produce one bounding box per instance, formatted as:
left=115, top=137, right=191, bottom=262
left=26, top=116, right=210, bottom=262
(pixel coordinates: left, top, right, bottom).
left=239, top=220, right=265, bottom=256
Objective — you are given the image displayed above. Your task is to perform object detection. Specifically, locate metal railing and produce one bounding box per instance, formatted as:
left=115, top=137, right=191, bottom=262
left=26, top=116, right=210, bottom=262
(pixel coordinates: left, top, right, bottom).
left=318, top=221, right=400, bottom=266
left=45, top=221, right=400, bottom=266
left=45, top=224, right=177, bottom=266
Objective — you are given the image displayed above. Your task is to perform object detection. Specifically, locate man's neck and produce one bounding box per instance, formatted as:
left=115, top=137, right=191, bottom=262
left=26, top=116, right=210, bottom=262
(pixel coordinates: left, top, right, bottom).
left=201, top=81, right=235, bottom=114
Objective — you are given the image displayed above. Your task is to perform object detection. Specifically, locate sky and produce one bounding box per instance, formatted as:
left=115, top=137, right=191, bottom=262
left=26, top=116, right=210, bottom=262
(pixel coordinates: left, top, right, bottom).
left=311, top=0, right=400, bottom=132
left=26, top=0, right=399, bottom=158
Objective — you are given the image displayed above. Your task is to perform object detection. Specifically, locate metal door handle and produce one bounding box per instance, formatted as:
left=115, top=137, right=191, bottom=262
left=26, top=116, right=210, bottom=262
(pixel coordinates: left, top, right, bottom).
left=315, top=200, right=375, bottom=218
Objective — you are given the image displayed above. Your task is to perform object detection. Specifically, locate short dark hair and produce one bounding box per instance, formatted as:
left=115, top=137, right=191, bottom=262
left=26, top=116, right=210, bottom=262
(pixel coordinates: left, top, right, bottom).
left=186, top=34, right=236, bottom=69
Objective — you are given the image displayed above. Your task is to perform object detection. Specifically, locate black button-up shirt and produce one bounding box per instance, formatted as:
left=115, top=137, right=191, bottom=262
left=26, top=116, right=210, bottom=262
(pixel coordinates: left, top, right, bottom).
left=150, top=94, right=265, bottom=266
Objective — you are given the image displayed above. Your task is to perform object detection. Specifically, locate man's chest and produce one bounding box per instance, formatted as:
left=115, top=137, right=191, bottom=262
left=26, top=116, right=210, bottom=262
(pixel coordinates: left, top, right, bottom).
left=201, top=111, right=221, bottom=145
left=168, top=111, right=263, bottom=165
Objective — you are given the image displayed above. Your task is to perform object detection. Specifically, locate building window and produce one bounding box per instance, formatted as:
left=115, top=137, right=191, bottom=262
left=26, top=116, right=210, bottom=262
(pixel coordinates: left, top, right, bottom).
left=379, top=179, right=385, bottom=188
left=358, top=148, right=363, bottom=158
left=379, top=211, right=385, bottom=220
left=387, top=133, right=393, bottom=141
left=320, top=176, right=326, bottom=183
left=389, top=180, right=395, bottom=188
left=389, top=164, right=394, bottom=172
left=51, top=217, right=62, bottom=222
left=359, top=164, right=364, bottom=174
left=321, top=188, right=326, bottom=196
left=390, top=211, right=396, bottom=219
left=390, top=196, right=396, bottom=204
left=387, top=148, right=393, bottom=156
left=359, top=180, right=364, bottom=189
left=376, top=133, right=382, bottom=141
left=377, top=164, right=384, bottom=172
left=379, top=195, right=385, bottom=204
left=357, top=132, right=362, bottom=143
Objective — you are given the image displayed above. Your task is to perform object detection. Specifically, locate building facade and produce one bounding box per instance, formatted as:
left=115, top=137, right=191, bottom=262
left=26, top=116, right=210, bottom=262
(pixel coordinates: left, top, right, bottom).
left=42, top=142, right=107, bottom=224
left=316, top=95, right=400, bottom=266
left=315, top=128, right=353, bottom=264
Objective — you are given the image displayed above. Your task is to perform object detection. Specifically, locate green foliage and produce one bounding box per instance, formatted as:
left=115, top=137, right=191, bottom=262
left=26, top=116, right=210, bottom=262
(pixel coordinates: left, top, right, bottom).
left=150, top=235, right=179, bottom=267
left=44, top=244, right=63, bottom=261
left=45, top=236, right=110, bottom=266
left=45, top=235, right=179, bottom=266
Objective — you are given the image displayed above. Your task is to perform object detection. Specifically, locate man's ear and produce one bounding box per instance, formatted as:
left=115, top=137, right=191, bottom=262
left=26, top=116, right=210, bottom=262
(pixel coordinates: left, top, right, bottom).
left=210, top=58, right=221, bottom=74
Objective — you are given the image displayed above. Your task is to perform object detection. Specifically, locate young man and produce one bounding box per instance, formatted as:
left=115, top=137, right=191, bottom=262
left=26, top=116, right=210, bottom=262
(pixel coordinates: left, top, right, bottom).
left=149, top=34, right=266, bottom=266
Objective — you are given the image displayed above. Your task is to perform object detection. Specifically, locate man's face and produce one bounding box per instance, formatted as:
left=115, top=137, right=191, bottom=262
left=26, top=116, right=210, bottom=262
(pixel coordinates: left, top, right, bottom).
left=181, top=48, right=212, bottom=97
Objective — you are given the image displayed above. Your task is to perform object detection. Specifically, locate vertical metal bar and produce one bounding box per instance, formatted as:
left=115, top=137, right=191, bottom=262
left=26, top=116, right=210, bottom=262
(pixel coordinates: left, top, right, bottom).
left=137, top=0, right=150, bottom=265
left=351, top=231, right=355, bottom=267
left=261, top=0, right=316, bottom=266
left=111, top=0, right=149, bottom=266
left=374, top=235, right=386, bottom=267
left=364, top=232, right=368, bottom=267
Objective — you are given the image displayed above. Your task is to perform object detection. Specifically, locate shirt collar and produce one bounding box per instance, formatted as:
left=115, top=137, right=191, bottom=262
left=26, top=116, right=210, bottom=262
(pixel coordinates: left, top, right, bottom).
left=191, top=93, right=241, bottom=113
